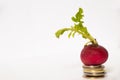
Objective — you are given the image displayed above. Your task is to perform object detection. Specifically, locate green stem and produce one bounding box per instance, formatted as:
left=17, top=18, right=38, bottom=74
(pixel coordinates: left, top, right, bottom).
left=65, top=28, right=98, bottom=45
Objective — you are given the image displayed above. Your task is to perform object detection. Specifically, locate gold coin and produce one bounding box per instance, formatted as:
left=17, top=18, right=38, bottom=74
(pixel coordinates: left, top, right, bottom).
left=83, top=65, right=104, bottom=69
left=82, top=65, right=106, bottom=77
left=84, top=68, right=104, bottom=71
left=84, top=70, right=105, bottom=73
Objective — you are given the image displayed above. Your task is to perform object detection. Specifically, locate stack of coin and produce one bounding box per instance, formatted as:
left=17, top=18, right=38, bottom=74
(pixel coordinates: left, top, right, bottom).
left=83, top=65, right=105, bottom=77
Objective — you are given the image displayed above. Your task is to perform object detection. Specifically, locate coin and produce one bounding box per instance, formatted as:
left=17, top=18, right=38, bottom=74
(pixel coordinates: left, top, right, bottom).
left=83, top=65, right=105, bottom=77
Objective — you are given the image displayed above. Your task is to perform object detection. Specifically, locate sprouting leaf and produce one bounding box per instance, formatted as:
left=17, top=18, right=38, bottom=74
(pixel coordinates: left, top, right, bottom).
left=72, top=32, right=76, bottom=38
left=68, top=31, right=73, bottom=38
left=74, top=8, right=84, bottom=22
left=55, top=28, right=70, bottom=38
left=79, top=8, right=83, bottom=14
left=55, top=8, right=97, bottom=45
left=71, top=17, right=77, bottom=22
left=55, top=29, right=65, bottom=38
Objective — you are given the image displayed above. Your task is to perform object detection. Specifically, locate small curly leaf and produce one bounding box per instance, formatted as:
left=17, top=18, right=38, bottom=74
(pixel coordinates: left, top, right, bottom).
left=71, top=17, right=77, bottom=22
left=55, top=28, right=69, bottom=38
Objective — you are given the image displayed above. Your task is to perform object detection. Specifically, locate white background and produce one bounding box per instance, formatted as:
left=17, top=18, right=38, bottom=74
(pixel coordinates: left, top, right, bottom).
left=0, top=0, right=120, bottom=80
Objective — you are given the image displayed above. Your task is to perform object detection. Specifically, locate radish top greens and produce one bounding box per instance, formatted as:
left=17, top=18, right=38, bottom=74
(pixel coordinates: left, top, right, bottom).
left=55, top=8, right=98, bottom=45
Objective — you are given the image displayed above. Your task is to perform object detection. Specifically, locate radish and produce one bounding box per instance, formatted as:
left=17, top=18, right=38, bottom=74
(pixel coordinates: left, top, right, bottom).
left=55, top=8, right=108, bottom=66
left=81, top=44, right=108, bottom=66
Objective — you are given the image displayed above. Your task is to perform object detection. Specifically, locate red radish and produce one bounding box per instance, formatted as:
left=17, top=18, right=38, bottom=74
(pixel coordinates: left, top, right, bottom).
left=80, top=44, right=108, bottom=66
left=55, top=8, right=108, bottom=66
